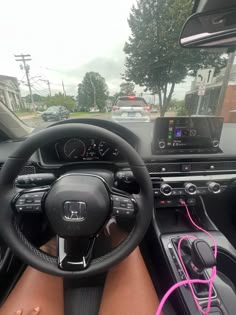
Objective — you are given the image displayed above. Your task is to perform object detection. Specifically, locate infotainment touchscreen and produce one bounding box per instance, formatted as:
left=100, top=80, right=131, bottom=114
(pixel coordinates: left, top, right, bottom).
left=152, top=117, right=224, bottom=154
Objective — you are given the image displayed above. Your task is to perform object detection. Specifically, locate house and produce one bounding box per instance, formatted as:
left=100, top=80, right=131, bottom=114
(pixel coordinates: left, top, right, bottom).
left=0, top=75, right=24, bottom=111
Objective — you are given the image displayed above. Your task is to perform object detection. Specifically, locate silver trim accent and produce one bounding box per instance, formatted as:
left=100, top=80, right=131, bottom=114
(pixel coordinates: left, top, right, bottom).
left=185, top=183, right=197, bottom=195
left=160, top=183, right=172, bottom=196
left=63, top=201, right=87, bottom=222
left=162, top=174, right=236, bottom=182
left=207, top=182, right=221, bottom=194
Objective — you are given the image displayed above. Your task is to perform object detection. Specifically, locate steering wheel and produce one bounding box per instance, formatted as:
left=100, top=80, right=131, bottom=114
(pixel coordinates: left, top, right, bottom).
left=0, top=124, right=153, bottom=278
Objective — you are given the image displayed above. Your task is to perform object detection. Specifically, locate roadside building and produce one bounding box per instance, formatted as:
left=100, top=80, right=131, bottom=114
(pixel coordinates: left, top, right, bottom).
left=0, top=75, right=24, bottom=111
left=185, top=65, right=236, bottom=122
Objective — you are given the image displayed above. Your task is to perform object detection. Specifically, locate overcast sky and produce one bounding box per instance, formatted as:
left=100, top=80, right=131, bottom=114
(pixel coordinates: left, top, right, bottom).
left=0, top=0, right=191, bottom=100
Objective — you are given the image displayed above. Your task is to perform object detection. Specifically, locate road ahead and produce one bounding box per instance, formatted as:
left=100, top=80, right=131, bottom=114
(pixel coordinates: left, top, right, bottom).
left=21, top=115, right=236, bottom=155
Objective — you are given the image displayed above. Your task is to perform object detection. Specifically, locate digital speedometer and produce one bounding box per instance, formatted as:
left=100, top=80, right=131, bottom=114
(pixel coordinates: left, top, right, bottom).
left=98, top=141, right=119, bottom=157
left=64, top=138, right=86, bottom=160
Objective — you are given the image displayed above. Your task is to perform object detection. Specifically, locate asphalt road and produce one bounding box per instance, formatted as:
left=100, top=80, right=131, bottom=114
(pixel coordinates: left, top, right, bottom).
left=22, top=116, right=236, bottom=155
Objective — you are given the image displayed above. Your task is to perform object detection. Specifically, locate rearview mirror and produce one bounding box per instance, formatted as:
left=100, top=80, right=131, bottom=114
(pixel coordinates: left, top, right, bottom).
left=180, top=8, right=236, bottom=48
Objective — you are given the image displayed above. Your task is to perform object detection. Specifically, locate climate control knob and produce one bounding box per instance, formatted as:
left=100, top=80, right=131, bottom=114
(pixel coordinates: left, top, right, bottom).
left=212, top=140, right=219, bottom=148
left=160, top=183, right=172, bottom=196
left=185, top=183, right=197, bottom=195
left=159, top=141, right=166, bottom=149
left=208, top=182, right=221, bottom=194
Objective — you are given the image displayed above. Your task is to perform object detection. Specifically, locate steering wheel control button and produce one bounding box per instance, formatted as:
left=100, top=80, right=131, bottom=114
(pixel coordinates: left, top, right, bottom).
left=14, top=191, right=45, bottom=213
left=184, top=183, right=197, bottom=195
left=160, top=183, right=172, bottom=196
left=112, top=195, right=135, bottom=217
left=25, top=198, right=34, bottom=203
left=208, top=182, right=221, bottom=194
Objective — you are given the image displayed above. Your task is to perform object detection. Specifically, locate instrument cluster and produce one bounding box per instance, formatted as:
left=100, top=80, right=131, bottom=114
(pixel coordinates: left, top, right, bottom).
left=55, top=138, right=120, bottom=162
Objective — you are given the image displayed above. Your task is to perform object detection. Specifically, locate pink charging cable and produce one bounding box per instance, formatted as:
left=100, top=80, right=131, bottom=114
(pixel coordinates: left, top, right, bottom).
left=155, top=200, right=218, bottom=315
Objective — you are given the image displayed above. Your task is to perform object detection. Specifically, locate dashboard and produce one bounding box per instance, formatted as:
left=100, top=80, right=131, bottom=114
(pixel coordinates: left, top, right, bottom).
left=38, top=119, right=140, bottom=165
left=55, top=138, right=119, bottom=162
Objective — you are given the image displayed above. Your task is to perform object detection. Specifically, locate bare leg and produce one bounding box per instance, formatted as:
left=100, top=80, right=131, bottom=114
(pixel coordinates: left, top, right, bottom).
left=99, top=225, right=161, bottom=315
left=0, top=241, right=64, bottom=315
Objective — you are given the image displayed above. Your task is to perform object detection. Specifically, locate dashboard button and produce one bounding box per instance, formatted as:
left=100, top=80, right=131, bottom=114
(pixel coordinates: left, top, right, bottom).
left=208, top=182, right=221, bottom=194
left=154, top=190, right=160, bottom=197
left=160, top=183, right=172, bottom=196
left=181, top=164, right=191, bottom=172
left=198, top=187, right=208, bottom=195
left=185, top=183, right=197, bottom=195
left=159, top=141, right=166, bottom=149
left=187, top=198, right=196, bottom=206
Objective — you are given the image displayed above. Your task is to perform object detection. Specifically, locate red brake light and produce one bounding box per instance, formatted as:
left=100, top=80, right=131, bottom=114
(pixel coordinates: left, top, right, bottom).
left=145, top=106, right=151, bottom=111
left=112, top=106, right=120, bottom=111
left=128, top=96, right=135, bottom=100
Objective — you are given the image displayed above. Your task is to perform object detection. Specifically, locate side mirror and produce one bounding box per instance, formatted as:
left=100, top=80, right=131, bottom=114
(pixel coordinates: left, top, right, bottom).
left=179, top=8, right=236, bottom=48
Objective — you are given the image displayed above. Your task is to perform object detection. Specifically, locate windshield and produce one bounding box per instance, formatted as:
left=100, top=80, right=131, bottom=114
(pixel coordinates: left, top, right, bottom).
left=0, top=0, right=235, bottom=150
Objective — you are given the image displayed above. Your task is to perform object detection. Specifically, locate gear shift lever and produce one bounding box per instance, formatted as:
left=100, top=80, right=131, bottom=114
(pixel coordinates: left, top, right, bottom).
left=191, top=240, right=216, bottom=273
left=173, top=238, right=216, bottom=298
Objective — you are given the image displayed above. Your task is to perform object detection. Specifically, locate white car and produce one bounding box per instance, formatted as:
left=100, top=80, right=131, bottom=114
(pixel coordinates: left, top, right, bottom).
left=112, top=96, right=151, bottom=123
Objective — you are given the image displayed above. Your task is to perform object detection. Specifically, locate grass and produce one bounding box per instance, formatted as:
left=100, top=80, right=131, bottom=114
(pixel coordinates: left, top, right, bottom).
left=70, top=112, right=97, bottom=117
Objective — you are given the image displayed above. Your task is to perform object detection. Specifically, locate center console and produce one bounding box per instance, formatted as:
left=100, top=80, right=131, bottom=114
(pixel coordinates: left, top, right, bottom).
left=152, top=173, right=234, bottom=208
left=147, top=117, right=236, bottom=314
left=150, top=175, right=236, bottom=315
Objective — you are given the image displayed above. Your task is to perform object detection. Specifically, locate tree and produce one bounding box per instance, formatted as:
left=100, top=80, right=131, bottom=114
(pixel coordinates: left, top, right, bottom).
left=25, top=94, right=44, bottom=103
left=124, top=0, right=227, bottom=116
left=120, top=82, right=135, bottom=96
left=45, top=93, right=76, bottom=111
left=78, top=72, right=109, bottom=112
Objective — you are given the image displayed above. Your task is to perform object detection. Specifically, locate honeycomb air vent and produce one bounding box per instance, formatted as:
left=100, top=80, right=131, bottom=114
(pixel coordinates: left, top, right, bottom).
left=0, top=163, right=36, bottom=175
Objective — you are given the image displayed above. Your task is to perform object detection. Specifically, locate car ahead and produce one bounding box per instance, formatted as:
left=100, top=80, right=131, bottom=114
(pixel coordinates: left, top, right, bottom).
left=112, top=96, right=151, bottom=123
left=41, top=106, right=70, bottom=122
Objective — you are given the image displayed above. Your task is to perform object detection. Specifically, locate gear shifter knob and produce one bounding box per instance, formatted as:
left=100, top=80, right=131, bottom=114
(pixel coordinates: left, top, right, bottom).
left=191, top=239, right=216, bottom=272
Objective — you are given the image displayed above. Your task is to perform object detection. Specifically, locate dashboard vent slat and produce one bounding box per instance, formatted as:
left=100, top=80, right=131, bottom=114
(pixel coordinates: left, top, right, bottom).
left=146, top=161, right=236, bottom=175
left=146, top=163, right=180, bottom=174
left=0, top=163, right=36, bottom=175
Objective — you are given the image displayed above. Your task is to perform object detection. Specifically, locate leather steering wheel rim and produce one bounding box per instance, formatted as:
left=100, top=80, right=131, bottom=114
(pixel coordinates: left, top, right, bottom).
left=0, top=124, right=153, bottom=278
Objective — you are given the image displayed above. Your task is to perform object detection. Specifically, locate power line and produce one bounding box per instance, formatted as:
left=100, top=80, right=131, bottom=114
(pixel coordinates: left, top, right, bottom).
left=14, top=54, right=35, bottom=111
left=31, top=82, right=50, bottom=96
left=31, top=87, right=49, bottom=97
left=40, top=79, right=51, bottom=96
left=32, top=83, right=49, bottom=93
left=50, top=82, right=78, bottom=87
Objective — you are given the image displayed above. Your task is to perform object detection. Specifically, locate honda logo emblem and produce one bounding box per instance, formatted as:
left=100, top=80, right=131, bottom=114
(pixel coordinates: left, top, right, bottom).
left=63, top=201, right=87, bottom=222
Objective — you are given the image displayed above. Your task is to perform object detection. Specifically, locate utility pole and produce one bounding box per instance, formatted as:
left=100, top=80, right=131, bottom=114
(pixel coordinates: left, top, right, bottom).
left=14, top=54, right=35, bottom=111
left=62, top=80, right=66, bottom=97
left=216, top=51, right=236, bottom=116
left=39, top=79, right=51, bottom=96
left=47, top=80, right=52, bottom=97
